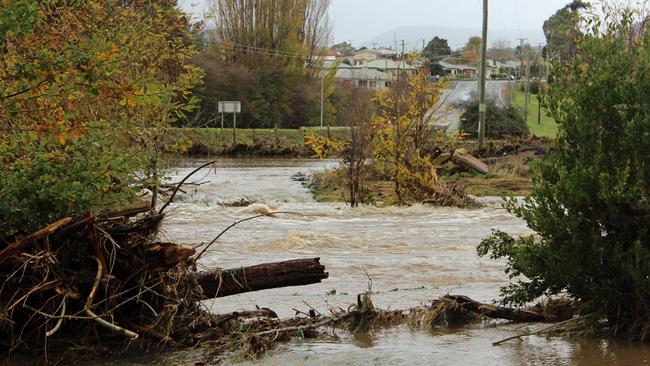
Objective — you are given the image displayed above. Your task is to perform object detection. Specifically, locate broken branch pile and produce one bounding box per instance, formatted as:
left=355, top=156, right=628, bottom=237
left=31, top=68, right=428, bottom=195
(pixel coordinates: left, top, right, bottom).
left=0, top=212, right=206, bottom=352
left=0, top=211, right=329, bottom=356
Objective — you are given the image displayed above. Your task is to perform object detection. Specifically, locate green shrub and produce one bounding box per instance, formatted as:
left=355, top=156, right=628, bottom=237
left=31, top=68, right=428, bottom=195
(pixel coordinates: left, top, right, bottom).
left=0, top=132, right=137, bottom=239
left=459, top=100, right=528, bottom=138
left=478, top=14, right=650, bottom=341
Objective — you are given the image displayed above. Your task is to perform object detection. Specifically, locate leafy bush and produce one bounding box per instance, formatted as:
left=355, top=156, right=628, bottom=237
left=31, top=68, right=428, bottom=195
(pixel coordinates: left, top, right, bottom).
left=0, top=1, right=200, bottom=239
left=477, top=13, right=650, bottom=340
left=0, top=132, right=137, bottom=238
left=460, top=101, right=528, bottom=138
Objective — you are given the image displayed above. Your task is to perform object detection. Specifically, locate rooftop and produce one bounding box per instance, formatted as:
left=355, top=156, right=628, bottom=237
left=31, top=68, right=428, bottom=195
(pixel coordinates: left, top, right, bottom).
left=336, top=68, right=390, bottom=81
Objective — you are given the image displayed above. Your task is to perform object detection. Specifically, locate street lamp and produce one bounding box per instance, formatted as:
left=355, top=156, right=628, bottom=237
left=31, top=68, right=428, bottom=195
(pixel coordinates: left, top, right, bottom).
left=320, top=73, right=325, bottom=128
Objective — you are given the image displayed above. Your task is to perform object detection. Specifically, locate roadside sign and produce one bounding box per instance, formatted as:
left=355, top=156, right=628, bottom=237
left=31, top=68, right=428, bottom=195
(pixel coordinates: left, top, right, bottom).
left=218, top=101, right=241, bottom=113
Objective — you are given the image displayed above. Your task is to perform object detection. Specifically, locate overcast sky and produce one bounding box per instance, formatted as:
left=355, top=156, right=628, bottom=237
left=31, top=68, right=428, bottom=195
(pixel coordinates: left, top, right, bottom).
left=179, top=0, right=575, bottom=47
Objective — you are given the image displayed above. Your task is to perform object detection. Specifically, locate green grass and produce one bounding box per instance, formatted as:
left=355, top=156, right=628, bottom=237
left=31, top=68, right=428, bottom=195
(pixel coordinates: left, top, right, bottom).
left=513, top=91, right=558, bottom=138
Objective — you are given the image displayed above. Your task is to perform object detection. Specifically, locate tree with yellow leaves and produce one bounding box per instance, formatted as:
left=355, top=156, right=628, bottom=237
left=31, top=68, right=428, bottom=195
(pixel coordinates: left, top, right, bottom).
left=462, top=36, right=482, bottom=66
left=0, top=1, right=202, bottom=237
left=372, top=71, right=455, bottom=205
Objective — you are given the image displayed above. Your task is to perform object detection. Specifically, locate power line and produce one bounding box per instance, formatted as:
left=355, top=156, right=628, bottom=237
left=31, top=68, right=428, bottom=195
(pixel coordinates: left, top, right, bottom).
left=513, top=0, right=523, bottom=39
left=496, top=0, right=510, bottom=42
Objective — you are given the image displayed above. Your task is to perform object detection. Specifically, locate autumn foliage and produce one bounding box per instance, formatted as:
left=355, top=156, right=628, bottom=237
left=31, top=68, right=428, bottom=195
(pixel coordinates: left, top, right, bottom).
left=0, top=1, right=201, bottom=238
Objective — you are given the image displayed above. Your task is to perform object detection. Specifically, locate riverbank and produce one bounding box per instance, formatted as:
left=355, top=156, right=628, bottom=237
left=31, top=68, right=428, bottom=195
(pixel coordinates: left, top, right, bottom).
left=167, top=127, right=351, bottom=157
left=308, top=138, right=547, bottom=204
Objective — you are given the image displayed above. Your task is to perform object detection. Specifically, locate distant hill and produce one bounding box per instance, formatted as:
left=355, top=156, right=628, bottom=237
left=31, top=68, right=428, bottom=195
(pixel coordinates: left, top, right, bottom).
left=364, top=26, right=545, bottom=50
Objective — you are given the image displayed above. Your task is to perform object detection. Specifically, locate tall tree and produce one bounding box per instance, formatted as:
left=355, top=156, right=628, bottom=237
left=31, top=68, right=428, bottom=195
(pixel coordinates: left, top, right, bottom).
left=423, top=36, right=451, bottom=74
left=193, top=0, right=333, bottom=129
left=488, top=39, right=514, bottom=62
left=208, top=0, right=331, bottom=65
left=543, top=0, right=590, bottom=61
left=462, top=36, right=482, bottom=65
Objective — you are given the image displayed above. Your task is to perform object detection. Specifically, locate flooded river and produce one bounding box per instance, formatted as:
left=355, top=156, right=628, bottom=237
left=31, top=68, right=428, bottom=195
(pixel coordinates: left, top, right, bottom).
left=157, top=158, right=648, bottom=366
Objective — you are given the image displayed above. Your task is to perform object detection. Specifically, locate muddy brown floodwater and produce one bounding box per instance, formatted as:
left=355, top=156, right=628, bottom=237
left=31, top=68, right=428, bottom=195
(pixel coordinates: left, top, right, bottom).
left=153, top=158, right=648, bottom=366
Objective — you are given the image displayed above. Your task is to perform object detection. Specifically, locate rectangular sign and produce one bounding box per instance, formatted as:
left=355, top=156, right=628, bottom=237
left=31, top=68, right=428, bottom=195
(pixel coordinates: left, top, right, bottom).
left=218, top=101, right=241, bottom=113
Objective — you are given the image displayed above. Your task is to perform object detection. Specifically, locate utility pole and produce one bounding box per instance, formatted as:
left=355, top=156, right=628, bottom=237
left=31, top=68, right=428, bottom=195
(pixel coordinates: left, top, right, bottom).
left=477, top=0, right=488, bottom=148
left=232, top=110, right=237, bottom=144
left=537, top=43, right=543, bottom=124
left=320, top=74, right=324, bottom=128
left=517, top=38, right=529, bottom=119
left=525, top=46, right=531, bottom=120
left=399, top=39, right=407, bottom=80
left=400, top=40, right=407, bottom=61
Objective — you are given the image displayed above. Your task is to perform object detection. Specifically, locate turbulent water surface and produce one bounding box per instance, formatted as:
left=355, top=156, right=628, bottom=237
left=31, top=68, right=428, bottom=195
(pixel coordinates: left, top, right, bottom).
left=150, top=157, right=648, bottom=366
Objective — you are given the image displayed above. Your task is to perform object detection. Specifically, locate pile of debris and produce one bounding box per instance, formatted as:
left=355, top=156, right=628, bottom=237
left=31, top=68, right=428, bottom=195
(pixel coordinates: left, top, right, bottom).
left=0, top=205, right=328, bottom=358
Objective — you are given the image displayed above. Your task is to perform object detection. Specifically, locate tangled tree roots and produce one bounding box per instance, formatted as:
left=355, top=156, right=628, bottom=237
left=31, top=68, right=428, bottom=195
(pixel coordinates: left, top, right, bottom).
left=0, top=212, right=211, bottom=355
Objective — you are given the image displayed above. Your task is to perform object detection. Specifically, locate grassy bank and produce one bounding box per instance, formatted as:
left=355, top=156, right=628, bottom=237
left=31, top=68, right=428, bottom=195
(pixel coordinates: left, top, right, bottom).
left=512, top=91, right=558, bottom=138
left=166, top=127, right=350, bottom=156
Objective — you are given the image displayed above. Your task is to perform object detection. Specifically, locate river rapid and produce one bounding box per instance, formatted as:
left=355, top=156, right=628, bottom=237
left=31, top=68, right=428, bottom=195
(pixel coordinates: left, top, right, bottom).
left=153, top=158, right=648, bottom=366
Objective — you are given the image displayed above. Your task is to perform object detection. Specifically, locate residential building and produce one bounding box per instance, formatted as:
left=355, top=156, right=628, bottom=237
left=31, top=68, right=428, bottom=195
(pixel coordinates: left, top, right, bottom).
left=335, top=68, right=390, bottom=90
left=350, top=49, right=379, bottom=65
left=503, top=60, right=521, bottom=78
left=438, top=61, right=476, bottom=77
left=364, top=59, right=418, bottom=78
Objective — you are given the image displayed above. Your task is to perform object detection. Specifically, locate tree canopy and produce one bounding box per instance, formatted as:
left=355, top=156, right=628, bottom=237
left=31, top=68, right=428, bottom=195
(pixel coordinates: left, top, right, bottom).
left=461, top=36, right=482, bottom=65
left=0, top=0, right=201, bottom=237
left=188, top=0, right=334, bottom=129
left=543, top=0, right=590, bottom=61
left=423, top=36, right=451, bottom=74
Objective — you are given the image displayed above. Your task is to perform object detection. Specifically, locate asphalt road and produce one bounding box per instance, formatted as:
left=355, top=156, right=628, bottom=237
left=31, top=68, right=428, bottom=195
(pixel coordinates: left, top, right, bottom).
left=429, top=80, right=511, bottom=135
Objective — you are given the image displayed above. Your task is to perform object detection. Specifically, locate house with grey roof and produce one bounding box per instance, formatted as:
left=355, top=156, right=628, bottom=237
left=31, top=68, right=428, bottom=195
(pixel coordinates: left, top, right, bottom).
left=438, top=61, right=476, bottom=78
left=363, top=59, right=418, bottom=78
left=335, top=68, right=390, bottom=90
left=503, top=60, right=522, bottom=78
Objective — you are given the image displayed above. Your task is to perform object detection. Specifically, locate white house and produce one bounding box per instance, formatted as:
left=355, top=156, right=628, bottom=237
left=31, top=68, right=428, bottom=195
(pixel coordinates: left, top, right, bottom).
left=335, top=68, right=390, bottom=90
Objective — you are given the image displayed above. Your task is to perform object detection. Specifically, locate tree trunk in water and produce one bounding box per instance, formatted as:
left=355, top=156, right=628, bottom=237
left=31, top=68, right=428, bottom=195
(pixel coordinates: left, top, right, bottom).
left=442, top=295, right=560, bottom=322
left=196, top=258, right=329, bottom=299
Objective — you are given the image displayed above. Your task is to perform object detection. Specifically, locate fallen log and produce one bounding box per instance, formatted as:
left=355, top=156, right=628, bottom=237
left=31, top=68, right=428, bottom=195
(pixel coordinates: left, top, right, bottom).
left=197, top=258, right=328, bottom=299
left=432, top=152, right=452, bottom=166
left=453, top=149, right=489, bottom=174
left=442, top=295, right=559, bottom=322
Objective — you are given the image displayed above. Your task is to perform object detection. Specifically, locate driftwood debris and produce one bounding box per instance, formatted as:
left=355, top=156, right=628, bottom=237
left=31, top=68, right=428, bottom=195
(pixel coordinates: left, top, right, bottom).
left=437, top=295, right=562, bottom=323
left=0, top=212, right=330, bottom=355
left=0, top=217, right=73, bottom=264
left=453, top=149, right=489, bottom=174
left=197, top=258, right=329, bottom=299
